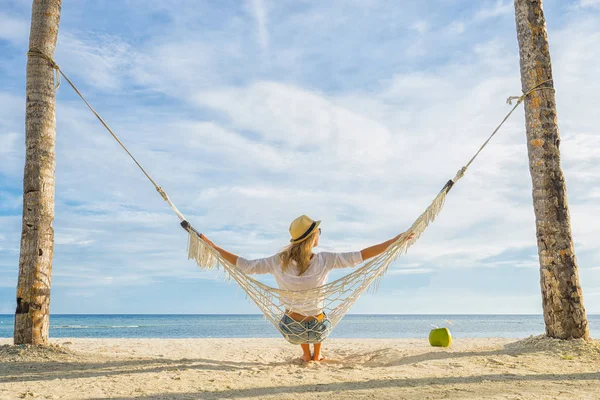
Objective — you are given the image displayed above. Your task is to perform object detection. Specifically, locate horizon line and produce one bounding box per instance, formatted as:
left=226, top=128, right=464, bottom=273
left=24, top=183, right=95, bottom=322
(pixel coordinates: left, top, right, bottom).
left=2, top=313, right=599, bottom=316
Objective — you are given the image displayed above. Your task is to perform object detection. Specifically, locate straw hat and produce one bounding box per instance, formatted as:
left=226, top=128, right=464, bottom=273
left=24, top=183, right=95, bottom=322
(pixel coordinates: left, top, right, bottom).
left=289, top=215, right=321, bottom=244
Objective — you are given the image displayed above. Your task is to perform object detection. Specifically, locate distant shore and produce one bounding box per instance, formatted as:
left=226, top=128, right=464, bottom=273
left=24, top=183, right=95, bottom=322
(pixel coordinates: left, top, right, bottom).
left=1, top=336, right=599, bottom=399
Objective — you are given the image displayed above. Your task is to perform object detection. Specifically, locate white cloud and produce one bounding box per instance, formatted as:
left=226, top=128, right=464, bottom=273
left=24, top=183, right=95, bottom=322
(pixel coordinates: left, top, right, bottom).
left=248, top=0, right=270, bottom=52
left=0, top=131, right=19, bottom=155
left=446, top=21, right=466, bottom=35
left=388, top=268, right=434, bottom=275
left=54, top=228, right=96, bottom=246
left=128, top=38, right=245, bottom=98
left=53, top=273, right=153, bottom=287
left=410, top=21, right=429, bottom=34
left=0, top=130, right=24, bottom=182
left=353, top=290, right=543, bottom=314
left=579, top=0, right=600, bottom=8
left=0, top=13, right=28, bottom=45
left=56, top=32, right=134, bottom=91
left=0, top=191, right=21, bottom=211
left=194, top=81, right=395, bottom=167
left=474, top=1, right=513, bottom=21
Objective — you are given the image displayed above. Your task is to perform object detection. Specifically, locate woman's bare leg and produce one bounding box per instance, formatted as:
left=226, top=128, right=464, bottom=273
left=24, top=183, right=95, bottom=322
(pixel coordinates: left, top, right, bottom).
left=312, top=343, right=323, bottom=361
left=300, top=344, right=312, bottom=362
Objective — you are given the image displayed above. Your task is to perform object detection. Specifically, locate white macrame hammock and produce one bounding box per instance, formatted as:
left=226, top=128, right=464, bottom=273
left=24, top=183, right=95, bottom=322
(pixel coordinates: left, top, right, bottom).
left=27, top=48, right=553, bottom=344
left=182, top=171, right=462, bottom=344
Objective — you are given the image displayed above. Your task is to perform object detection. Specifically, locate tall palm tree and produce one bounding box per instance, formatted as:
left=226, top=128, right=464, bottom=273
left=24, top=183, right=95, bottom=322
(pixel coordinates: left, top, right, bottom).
left=514, top=0, right=588, bottom=340
left=14, top=0, right=62, bottom=345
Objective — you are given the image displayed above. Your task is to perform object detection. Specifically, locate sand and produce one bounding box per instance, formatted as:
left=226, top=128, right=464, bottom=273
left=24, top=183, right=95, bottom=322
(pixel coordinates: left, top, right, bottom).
left=1, top=336, right=599, bottom=400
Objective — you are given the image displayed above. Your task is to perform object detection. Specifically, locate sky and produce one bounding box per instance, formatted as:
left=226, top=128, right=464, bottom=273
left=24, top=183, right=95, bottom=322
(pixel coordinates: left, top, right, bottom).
left=0, top=0, right=599, bottom=315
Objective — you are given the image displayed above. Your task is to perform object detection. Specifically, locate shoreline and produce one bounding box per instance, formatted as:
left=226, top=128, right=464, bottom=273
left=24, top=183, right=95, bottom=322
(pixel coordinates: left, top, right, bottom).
left=2, top=337, right=599, bottom=399
left=4, top=314, right=598, bottom=341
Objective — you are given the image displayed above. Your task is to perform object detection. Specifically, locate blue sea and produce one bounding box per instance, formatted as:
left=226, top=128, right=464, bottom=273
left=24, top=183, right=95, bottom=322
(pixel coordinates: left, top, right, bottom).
left=1, top=314, right=598, bottom=339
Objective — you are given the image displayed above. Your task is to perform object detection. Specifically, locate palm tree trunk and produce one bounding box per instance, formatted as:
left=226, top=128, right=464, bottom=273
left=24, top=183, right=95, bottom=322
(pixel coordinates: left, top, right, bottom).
left=14, top=0, right=62, bottom=345
left=514, top=0, right=589, bottom=340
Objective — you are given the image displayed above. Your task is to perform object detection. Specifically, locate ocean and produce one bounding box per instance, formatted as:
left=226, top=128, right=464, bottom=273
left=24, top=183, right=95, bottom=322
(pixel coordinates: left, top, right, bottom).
left=1, top=314, right=599, bottom=339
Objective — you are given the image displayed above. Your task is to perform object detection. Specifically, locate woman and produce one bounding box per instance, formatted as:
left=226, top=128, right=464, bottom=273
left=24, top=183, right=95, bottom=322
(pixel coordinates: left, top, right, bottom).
left=199, top=214, right=413, bottom=362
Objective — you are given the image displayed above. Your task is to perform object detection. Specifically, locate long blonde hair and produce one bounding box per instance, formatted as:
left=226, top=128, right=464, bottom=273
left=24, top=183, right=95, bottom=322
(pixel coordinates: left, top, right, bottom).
left=279, top=231, right=318, bottom=276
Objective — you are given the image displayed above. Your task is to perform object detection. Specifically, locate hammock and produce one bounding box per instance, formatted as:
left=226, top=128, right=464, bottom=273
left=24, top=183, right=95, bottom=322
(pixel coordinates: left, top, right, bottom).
left=183, top=176, right=457, bottom=343
left=27, top=48, right=553, bottom=344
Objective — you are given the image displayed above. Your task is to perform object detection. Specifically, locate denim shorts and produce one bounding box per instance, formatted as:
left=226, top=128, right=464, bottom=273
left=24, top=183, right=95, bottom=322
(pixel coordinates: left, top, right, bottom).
left=279, top=314, right=332, bottom=344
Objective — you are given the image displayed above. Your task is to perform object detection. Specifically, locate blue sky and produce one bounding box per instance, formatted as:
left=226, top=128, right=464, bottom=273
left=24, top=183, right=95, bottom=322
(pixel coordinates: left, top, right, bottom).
left=1, top=0, right=599, bottom=315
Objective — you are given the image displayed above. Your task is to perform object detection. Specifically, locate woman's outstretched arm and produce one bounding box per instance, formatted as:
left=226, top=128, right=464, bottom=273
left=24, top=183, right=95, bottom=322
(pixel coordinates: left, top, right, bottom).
left=199, top=234, right=274, bottom=275
left=200, top=234, right=239, bottom=265
left=360, top=231, right=414, bottom=261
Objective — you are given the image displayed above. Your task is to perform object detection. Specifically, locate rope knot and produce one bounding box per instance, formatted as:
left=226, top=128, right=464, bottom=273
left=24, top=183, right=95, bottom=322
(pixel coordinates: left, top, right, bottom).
left=506, top=95, right=523, bottom=105
left=453, top=166, right=467, bottom=182
left=156, top=187, right=169, bottom=201
left=507, top=78, right=555, bottom=105
left=27, top=48, right=61, bottom=90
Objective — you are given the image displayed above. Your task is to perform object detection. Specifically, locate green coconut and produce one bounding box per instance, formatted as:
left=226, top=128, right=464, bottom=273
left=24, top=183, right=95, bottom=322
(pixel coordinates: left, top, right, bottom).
left=429, top=327, right=452, bottom=347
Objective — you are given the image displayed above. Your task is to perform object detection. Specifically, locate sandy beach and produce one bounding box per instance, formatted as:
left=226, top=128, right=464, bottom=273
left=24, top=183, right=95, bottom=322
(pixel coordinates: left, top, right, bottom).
left=1, top=336, right=599, bottom=400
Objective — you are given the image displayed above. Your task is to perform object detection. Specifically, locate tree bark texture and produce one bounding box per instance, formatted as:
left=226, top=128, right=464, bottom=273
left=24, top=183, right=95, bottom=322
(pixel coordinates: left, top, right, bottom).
left=14, top=0, right=62, bottom=345
left=514, top=0, right=589, bottom=340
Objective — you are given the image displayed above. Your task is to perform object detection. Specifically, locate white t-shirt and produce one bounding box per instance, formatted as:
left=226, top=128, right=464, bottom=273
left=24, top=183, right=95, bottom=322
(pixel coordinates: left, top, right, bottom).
left=236, top=251, right=363, bottom=316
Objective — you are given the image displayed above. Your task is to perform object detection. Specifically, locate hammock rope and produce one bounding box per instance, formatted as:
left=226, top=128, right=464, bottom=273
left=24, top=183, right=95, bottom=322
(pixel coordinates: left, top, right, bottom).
left=27, top=48, right=554, bottom=343
left=27, top=48, right=187, bottom=223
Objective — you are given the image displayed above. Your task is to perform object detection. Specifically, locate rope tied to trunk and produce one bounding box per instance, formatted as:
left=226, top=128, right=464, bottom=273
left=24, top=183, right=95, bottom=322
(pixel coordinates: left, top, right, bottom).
left=506, top=78, right=555, bottom=105
left=27, top=48, right=61, bottom=90
left=26, top=48, right=186, bottom=222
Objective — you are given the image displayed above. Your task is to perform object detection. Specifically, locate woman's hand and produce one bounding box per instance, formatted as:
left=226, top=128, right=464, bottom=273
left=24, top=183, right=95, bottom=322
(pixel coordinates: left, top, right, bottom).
left=361, top=231, right=415, bottom=261
left=395, top=231, right=415, bottom=242
left=200, top=233, right=216, bottom=248
left=199, top=234, right=240, bottom=266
